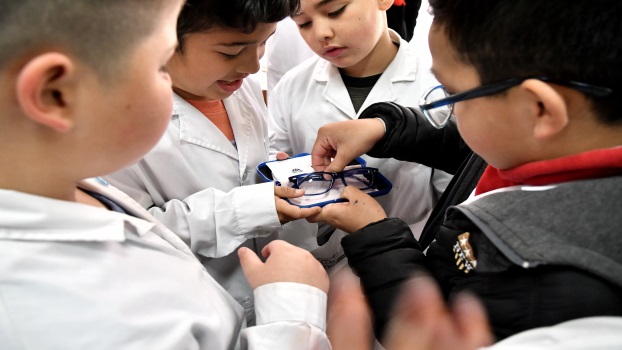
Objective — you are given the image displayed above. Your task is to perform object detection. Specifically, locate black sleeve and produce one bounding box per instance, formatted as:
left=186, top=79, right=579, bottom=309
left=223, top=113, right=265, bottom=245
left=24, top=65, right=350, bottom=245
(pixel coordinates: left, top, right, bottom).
left=341, top=218, right=427, bottom=342
left=358, top=101, right=471, bottom=174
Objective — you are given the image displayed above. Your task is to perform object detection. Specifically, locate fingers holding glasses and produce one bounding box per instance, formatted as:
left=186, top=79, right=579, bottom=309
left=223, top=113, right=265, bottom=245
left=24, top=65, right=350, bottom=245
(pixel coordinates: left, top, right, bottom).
left=274, top=195, right=321, bottom=223
left=307, top=186, right=387, bottom=233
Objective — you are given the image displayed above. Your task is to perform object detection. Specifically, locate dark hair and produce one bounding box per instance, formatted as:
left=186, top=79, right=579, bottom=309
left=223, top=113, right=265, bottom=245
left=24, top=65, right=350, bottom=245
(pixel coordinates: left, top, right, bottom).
left=428, top=0, right=622, bottom=124
left=0, top=0, right=170, bottom=83
left=176, top=0, right=300, bottom=52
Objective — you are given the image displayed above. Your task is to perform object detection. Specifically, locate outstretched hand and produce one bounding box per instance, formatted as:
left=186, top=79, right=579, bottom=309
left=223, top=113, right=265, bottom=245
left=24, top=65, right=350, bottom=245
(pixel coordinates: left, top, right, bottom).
left=327, top=272, right=494, bottom=350
left=310, top=119, right=385, bottom=173
left=238, top=240, right=329, bottom=293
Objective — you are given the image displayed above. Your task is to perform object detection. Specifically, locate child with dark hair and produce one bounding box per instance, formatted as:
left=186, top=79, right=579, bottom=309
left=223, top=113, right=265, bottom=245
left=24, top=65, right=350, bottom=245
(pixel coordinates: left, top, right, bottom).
left=104, top=0, right=323, bottom=325
left=308, top=0, right=622, bottom=344
left=0, top=0, right=330, bottom=348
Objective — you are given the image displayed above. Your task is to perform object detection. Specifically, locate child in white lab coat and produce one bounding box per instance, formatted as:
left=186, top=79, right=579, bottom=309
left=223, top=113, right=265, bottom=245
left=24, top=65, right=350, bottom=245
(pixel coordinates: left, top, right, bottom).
left=104, top=0, right=323, bottom=326
left=268, top=0, right=451, bottom=265
left=0, top=0, right=330, bottom=349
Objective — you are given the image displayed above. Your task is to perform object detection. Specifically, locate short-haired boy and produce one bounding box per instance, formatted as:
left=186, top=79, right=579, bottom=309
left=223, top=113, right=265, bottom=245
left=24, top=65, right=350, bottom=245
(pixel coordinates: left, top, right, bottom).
left=0, top=0, right=330, bottom=348
left=309, top=0, right=622, bottom=344
left=104, top=0, right=322, bottom=325
left=268, top=0, right=451, bottom=269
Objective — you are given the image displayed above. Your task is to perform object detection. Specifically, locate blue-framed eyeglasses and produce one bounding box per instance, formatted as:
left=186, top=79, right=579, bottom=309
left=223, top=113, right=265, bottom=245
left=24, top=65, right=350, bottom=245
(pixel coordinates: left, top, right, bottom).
left=288, top=167, right=379, bottom=196
left=418, top=76, right=613, bottom=129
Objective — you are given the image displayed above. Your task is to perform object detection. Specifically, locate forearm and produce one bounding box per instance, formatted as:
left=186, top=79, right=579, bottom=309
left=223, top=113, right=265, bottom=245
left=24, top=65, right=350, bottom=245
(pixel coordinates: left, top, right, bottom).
left=341, top=218, right=427, bottom=342
left=359, top=102, right=470, bottom=174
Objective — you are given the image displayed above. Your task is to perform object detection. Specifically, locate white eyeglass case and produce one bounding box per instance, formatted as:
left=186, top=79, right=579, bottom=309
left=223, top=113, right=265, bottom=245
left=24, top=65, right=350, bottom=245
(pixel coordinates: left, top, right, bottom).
left=257, top=153, right=392, bottom=208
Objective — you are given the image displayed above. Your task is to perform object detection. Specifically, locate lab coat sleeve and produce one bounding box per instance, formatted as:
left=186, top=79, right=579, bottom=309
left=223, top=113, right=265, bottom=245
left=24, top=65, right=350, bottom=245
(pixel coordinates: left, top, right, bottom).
left=240, top=283, right=332, bottom=350
left=105, top=166, right=281, bottom=259
left=267, top=75, right=296, bottom=156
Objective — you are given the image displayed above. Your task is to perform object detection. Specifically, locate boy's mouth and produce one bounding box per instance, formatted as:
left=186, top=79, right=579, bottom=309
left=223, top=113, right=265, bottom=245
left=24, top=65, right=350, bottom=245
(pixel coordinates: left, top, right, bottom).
left=217, top=78, right=244, bottom=93
left=322, top=46, right=346, bottom=58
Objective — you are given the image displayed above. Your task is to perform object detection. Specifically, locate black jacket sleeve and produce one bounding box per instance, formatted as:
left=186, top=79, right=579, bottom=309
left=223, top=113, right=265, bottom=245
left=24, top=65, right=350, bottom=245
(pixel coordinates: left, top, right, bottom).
left=358, top=101, right=471, bottom=174
left=341, top=218, right=427, bottom=342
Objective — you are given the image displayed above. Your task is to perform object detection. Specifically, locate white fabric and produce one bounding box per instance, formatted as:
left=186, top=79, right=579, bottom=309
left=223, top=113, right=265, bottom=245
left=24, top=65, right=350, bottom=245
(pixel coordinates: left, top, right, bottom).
left=268, top=30, right=451, bottom=240
left=0, top=178, right=329, bottom=350
left=104, top=77, right=285, bottom=321
left=483, top=317, right=622, bottom=350
left=265, top=17, right=315, bottom=99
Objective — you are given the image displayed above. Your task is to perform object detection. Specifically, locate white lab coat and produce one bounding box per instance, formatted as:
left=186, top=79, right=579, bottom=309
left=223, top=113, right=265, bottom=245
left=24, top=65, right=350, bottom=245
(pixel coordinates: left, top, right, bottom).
left=482, top=317, right=622, bottom=350
left=104, top=77, right=282, bottom=323
left=0, top=178, right=329, bottom=350
left=269, top=30, right=451, bottom=239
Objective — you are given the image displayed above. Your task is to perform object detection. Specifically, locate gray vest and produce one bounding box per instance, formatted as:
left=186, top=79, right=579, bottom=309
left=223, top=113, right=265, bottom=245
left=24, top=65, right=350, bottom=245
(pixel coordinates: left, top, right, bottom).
left=450, top=175, right=622, bottom=287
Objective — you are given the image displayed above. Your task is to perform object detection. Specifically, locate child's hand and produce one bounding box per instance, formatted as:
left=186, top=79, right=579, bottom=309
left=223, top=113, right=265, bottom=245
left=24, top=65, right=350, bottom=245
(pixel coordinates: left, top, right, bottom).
left=238, top=240, right=329, bottom=293
left=274, top=185, right=321, bottom=224
left=327, top=273, right=493, bottom=350
left=306, top=186, right=386, bottom=233
left=275, top=151, right=289, bottom=160
left=310, top=119, right=385, bottom=173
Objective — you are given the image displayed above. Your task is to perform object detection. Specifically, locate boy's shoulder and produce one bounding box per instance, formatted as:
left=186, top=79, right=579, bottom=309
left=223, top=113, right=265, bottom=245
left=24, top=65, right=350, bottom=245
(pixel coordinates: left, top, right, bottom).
left=457, top=175, right=622, bottom=235
left=448, top=175, right=622, bottom=286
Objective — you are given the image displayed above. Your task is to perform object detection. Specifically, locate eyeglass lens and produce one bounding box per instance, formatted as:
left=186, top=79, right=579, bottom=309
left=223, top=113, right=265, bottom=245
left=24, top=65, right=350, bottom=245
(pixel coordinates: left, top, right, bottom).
left=423, top=87, right=453, bottom=127
left=343, top=169, right=375, bottom=191
left=295, top=169, right=376, bottom=196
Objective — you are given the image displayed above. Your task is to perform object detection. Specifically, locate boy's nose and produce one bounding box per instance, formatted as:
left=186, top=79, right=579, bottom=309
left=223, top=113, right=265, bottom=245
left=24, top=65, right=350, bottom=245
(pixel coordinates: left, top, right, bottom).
left=313, top=18, right=334, bottom=43
left=237, top=49, right=262, bottom=74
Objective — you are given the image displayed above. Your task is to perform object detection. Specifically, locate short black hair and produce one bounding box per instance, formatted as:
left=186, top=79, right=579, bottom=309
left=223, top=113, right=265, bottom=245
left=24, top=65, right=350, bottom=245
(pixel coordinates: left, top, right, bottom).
left=176, top=0, right=300, bottom=52
left=0, top=0, right=170, bottom=82
left=429, top=0, right=622, bottom=125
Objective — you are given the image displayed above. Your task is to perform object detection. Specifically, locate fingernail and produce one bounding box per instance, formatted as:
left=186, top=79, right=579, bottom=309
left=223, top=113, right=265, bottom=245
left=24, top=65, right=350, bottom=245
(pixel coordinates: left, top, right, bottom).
left=238, top=247, right=248, bottom=257
left=295, top=189, right=304, bottom=194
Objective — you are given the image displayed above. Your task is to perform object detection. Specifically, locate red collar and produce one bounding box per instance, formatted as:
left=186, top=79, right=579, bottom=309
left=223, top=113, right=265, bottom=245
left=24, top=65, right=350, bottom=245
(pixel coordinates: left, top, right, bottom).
left=475, top=146, right=622, bottom=195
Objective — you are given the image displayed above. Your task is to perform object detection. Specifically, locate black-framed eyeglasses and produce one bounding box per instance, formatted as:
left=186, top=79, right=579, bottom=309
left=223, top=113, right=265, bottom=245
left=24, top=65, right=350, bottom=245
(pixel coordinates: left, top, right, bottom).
left=418, top=76, right=613, bottom=129
left=288, top=167, right=379, bottom=196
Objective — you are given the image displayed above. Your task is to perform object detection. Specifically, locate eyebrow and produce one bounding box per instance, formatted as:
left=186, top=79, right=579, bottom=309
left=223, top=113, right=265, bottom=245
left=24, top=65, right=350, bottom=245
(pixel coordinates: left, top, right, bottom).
left=216, top=30, right=277, bottom=47
left=292, top=0, right=337, bottom=18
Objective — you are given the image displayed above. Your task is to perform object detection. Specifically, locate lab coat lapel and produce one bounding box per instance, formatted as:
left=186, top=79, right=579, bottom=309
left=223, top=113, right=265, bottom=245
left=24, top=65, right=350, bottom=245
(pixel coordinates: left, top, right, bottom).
left=224, top=93, right=251, bottom=180
left=358, top=32, right=418, bottom=115
left=174, top=95, right=240, bottom=161
left=316, top=61, right=357, bottom=118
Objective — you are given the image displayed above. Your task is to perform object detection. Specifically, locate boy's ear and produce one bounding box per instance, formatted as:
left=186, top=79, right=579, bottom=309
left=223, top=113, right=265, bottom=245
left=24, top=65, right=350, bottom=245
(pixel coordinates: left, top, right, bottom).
left=378, top=0, right=394, bottom=11
left=16, top=53, right=77, bottom=133
left=521, top=79, right=569, bottom=140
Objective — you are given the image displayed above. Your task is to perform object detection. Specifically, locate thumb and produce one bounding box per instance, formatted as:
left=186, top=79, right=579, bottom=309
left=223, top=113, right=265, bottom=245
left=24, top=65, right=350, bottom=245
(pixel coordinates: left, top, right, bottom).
left=238, top=247, right=263, bottom=277
left=340, top=186, right=366, bottom=201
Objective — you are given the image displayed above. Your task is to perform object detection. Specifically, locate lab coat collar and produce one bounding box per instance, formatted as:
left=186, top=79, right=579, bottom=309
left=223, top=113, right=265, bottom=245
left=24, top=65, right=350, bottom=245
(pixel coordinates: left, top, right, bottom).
left=172, top=93, right=240, bottom=161
left=0, top=178, right=153, bottom=242
left=0, top=178, right=196, bottom=256
left=314, top=29, right=419, bottom=117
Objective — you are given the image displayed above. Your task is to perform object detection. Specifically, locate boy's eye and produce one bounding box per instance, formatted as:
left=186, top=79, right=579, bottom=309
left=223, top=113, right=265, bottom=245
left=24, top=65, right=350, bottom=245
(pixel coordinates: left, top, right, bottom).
left=220, top=52, right=241, bottom=59
left=328, top=5, right=347, bottom=18
left=297, top=21, right=311, bottom=29
left=159, top=66, right=169, bottom=73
